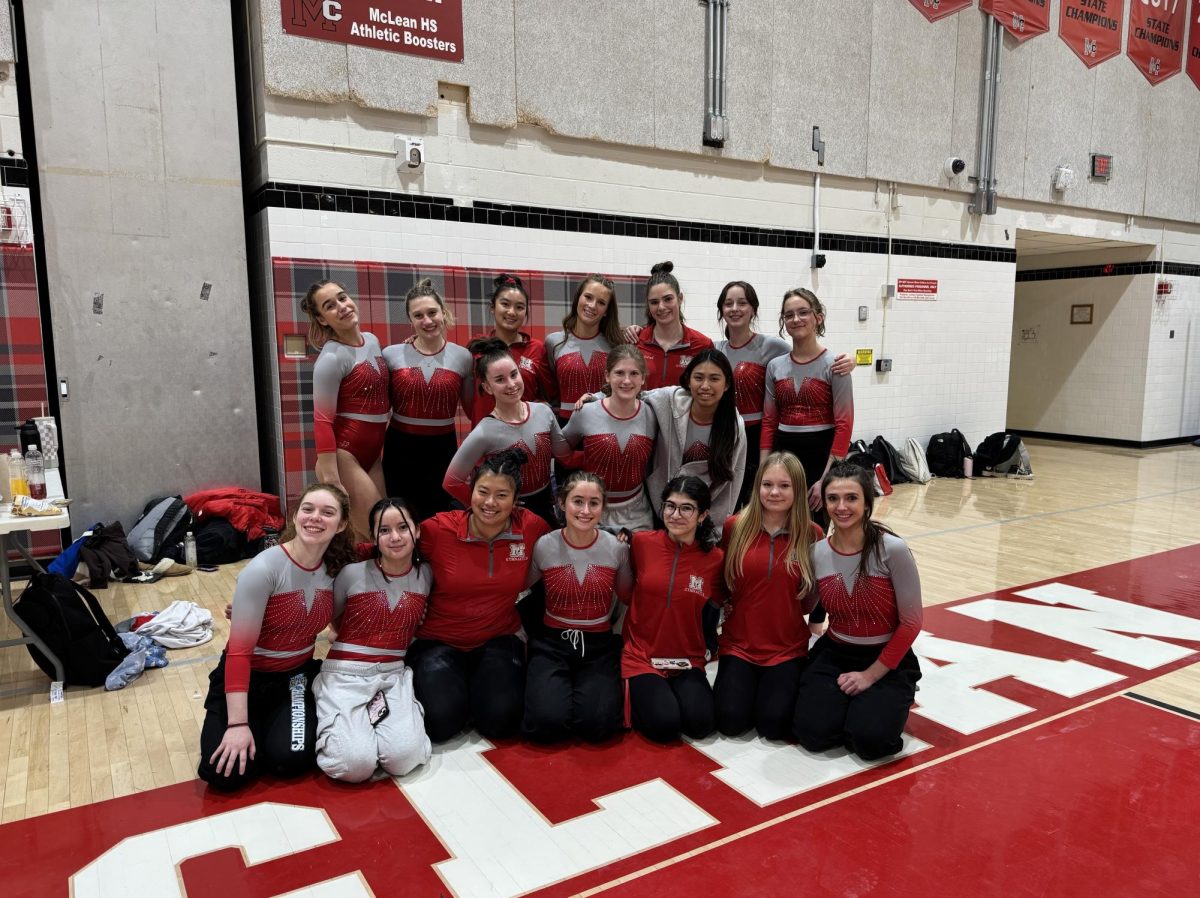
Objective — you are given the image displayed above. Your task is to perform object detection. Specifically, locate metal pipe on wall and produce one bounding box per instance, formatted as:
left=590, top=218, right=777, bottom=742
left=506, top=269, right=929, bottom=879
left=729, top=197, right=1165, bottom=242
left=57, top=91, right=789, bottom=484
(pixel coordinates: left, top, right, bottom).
left=703, top=0, right=728, bottom=147
left=970, top=16, right=1001, bottom=215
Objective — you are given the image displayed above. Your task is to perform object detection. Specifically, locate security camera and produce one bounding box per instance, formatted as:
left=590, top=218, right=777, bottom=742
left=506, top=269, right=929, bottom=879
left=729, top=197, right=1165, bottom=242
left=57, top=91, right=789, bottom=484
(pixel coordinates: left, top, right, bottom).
left=811, top=253, right=827, bottom=269
left=944, top=156, right=966, bottom=178
left=396, top=136, right=424, bottom=171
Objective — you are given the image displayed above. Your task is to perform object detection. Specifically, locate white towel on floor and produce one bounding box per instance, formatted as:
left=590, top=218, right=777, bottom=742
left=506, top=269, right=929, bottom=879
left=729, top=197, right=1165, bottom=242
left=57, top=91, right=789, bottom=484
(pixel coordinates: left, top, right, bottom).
left=135, top=600, right=214, bottom=648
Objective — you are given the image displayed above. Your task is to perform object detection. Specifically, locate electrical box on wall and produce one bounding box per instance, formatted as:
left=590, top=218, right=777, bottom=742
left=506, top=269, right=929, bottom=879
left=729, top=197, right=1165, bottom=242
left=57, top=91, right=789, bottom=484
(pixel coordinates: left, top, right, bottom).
left=858, top=306, right=869, bottom=321
left=395, top=135, right=424, bottom=171
left=876, top=358, right=893, bottom=373
left=883, top=284, right=896, bottom=300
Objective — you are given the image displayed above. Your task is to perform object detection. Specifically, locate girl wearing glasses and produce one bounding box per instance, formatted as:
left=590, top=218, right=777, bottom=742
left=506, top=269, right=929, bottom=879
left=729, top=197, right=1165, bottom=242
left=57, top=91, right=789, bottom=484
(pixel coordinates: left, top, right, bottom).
left=522, top=471, right=633, bottom=743
left=793, top=463, right=923, bottom=760
left=760, top=288, right=854, bottom=515
left=622, top=476, right=726, bottom=743
left=715, top=281, right=855, bottom=509
left=716, top=452, right=824, bottom=740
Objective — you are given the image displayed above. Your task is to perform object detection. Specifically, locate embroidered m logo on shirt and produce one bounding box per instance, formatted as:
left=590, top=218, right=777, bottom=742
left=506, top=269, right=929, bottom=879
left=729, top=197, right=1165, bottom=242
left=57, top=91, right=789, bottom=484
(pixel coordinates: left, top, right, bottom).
left=687, top=574, right=705, bottom=595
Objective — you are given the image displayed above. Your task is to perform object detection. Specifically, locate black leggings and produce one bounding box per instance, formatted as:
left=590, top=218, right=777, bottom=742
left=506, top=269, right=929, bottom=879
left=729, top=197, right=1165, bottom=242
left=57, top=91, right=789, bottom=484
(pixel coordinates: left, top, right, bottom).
left=738, top=421, right=763, bottom=510
left=197, top=654, right=321, bottom=791
left=408, top=635, right=526, bottom=743
left=520, top=486, right=560, bottom=530
left=772, top=428, right=835, bottom=527
left=713, top=654, right=805, bottom=741
left=523, top=629, right=622, bottom=744
left=628, top=668, right=714, bottom=743
left=383, top=428, right=458, bottom=521
left=792, top=637, right=922, bottom=761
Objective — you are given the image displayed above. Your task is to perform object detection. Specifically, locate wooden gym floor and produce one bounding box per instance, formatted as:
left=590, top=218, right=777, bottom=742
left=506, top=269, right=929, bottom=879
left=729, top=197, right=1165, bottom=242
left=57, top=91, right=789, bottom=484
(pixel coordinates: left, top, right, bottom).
left=1, top=437, right=1198, bottom=897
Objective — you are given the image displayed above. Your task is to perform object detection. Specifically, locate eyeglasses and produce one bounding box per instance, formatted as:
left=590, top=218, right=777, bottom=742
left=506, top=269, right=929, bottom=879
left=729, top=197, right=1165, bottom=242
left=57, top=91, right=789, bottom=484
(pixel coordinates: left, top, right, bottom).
left=662, top=500, right=698, bottom=518
left=782, top=309, right=815, bottom=321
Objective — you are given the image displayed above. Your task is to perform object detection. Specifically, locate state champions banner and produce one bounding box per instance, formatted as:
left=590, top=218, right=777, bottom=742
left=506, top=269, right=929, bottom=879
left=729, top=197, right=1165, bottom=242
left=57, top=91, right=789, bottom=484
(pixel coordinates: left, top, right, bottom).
left=1059, top=0, right=1124, bottom=67
left=1127, top=0, right=1187, bottom=83
left=981, top=0, right=1051, bottom=42
left=281, top=0, right=464, bottom=63
left=906, top=0, right=974, bottom=23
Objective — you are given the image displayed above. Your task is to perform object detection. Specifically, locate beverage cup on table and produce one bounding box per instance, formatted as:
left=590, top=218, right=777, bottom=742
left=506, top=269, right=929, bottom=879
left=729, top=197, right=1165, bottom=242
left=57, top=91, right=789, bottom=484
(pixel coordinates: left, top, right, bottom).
left=34, top=417, right=58, bottom=469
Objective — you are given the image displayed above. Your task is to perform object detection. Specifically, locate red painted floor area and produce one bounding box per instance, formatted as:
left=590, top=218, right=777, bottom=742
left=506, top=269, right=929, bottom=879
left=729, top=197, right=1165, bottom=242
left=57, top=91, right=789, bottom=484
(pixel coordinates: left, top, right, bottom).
left=600, top=696, right=1200, bottom=898
left=2, top=545, right=1198, bottom=897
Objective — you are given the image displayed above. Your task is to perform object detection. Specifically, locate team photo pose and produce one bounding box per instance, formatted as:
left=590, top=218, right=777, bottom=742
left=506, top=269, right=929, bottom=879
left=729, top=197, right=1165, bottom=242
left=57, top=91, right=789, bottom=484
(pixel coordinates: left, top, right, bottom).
left=562, top=346, right=659, bottom=532
left=198, top=483, right=356, bottom=790
left=409, top=450, right=551, bottom=742
left=382, top=279, right=474, bottom=521
left=444, top=338, right=573, bottom=527
left=716, top=452, right=823, bottom=740
left=545, top=274, right=623, bottom=422
left=793, top=463, right=923, bottom=761
left=304, top=281, right=390, bottom=538
left=761, top=288, right=854, bottom=514
left=470, top=273, right=554, bottom=424
left=622, top=477, right=727, bottom=743
left=522, top=472, right=633, bottom=743
left=633, top=261, right=715, bottom=390
left=313, top=498, right=432, bottom=782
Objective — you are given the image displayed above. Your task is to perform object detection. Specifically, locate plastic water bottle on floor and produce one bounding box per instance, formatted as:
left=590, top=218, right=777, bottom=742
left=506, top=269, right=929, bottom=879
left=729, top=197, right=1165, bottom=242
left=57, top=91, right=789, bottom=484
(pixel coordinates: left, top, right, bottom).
left=25, top=445, right=46, bottom=500
left=184, top=531, right=198, bottom=569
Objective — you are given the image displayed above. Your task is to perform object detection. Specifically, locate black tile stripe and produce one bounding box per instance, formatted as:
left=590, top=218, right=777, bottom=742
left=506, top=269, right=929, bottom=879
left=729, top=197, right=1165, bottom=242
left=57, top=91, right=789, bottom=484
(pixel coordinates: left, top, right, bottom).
left=1017, top=260, right=1200, bottom=281
left=249, top=181, right=1018, bottom=264
left=1125, top=692, right=1200, bottom=723
left=1011, top=429, right=1200, bottom=450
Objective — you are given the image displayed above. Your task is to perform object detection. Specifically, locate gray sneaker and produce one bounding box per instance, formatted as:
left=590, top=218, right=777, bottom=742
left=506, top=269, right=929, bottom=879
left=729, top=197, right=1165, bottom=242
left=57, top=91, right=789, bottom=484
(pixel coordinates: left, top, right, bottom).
left=1008, top=465, right=1034, bottom=480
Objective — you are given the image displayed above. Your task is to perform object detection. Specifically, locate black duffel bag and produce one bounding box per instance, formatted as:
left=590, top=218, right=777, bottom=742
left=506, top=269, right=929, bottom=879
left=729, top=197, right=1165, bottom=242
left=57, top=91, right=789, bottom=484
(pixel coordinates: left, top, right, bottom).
left=14, top=573, right=129, bottom=686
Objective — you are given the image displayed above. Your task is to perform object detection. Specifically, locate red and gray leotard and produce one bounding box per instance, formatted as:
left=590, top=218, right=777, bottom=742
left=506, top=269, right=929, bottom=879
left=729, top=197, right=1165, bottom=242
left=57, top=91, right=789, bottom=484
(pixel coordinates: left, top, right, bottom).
left=224, top=545, right=335, bottom=693
left=383, top=341, right=474, bottom=436
left=469, top=331, right=555, bottom=425
left=312, top=333, right=391, bottom=462
left=326, top=559, right=432, bottom=663
left=715, top=333, right=791, bottom=424
left=526, top=529, right=633, bottom=632
left=761, top=348, right=854, bottom=457
left=442, top=402, right=572, bottom=503
left=544, top=330, right=613, bottom=420
left=807, top=533, right=923, bottom=669
left=562, top=399, right=658, bottom=503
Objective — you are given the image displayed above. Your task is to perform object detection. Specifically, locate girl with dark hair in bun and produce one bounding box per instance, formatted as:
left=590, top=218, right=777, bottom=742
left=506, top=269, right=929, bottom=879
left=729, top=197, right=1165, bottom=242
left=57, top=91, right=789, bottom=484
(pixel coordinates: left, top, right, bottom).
left=634, top=262, right=715, bottom=390
left=470, top=273, right=555, bottom=425
left=408, top=449, right=552, bottom=742
left=622, top=476, right=726, bottom=743
left=444, top=337, right=573, bottom=528
left=545, top=274, right=624, bottom=422
left=382, top=278, right=474, bottom=521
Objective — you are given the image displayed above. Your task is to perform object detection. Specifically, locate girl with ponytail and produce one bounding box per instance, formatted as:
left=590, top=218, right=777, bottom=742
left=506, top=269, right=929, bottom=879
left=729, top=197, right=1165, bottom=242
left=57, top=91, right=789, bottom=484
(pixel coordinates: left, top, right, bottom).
left=470, top=273, right=555, bottom=424
left=633, top=261, right=714, bottom=390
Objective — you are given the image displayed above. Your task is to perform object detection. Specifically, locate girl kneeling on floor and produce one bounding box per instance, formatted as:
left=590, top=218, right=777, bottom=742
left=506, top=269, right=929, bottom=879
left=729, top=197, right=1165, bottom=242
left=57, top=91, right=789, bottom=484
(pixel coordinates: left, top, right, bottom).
left=198, top=483, right=356, bottom=790
left=792, top=462, right=923, bottom=760
left=522, top=471, right=633, bottom=743
left=313, top=498, right=432, bottom=782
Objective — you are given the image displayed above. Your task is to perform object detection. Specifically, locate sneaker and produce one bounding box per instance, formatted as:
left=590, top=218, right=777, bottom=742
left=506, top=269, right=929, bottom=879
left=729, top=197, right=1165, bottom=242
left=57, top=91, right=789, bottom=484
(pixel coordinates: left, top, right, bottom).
left=1008, top=465, right=1034, bottom=480
left=980, top=467, right=1000, bottom=478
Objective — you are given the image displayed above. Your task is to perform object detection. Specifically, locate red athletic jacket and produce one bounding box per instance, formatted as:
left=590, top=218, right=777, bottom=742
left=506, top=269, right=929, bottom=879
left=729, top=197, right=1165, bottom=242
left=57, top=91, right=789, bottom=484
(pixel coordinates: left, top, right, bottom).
left=635, top=325, right=715, bottom=390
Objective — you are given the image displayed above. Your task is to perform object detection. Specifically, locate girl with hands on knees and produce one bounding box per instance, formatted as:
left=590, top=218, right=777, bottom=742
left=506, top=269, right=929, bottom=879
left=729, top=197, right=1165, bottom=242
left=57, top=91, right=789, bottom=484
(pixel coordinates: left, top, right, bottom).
left=312, top=498, right=432, bottom=782
left=303, top=281, right=390, bottom=538
left=198, top=483, right=356, bottom=790
left=792, top=463, right=923, bottom=760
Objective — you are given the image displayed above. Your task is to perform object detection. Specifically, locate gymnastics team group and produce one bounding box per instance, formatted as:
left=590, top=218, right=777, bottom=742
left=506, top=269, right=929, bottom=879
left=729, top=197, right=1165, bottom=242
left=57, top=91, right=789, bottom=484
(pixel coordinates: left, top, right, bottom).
left=197, top=262, right=924, bottom=790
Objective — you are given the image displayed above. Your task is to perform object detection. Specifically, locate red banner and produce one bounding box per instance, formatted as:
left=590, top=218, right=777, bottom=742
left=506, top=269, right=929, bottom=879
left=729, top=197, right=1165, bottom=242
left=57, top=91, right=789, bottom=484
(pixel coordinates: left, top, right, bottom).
left=907, top=0, right=974, bottom=23
left=280, top=0, right=464, bottom=63
left=1188, top=0, right=1200, bottom=89
left=1059, top=0, right=1124, bottom=67
left=1127, top=0, right=1187, bottom=84
left=981, top=0, right=1051, bottom=42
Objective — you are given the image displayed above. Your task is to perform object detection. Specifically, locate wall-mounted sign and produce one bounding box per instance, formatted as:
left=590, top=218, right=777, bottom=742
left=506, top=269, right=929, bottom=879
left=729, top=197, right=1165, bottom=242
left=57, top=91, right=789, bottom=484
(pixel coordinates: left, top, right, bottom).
left=907, top=0, right=974, bottom=23
left=1187, top=0, right=1200, bottom=90
left=1070, top=303, right=1094, bottom=325
left=981, top=0, right=1051, bottom=43
left=855, top=349, right=874, bottom=366
left=1127, top=0, right=1187, bottom=84
left=281, top=0, right=464, bottom=63
left=1060, top=0, right=1124, bottom=68
left=896, top=278, right=939, bottom=300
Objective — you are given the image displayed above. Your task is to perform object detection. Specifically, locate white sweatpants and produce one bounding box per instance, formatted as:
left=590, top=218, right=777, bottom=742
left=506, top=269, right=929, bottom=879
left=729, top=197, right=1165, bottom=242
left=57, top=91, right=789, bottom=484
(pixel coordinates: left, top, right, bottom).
left=313, top=658, right=431, bottom=783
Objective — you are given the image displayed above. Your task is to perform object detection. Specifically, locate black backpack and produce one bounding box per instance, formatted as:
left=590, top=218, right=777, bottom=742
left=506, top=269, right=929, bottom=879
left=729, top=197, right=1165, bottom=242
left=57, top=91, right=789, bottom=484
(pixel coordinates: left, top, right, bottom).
left=926, top=429, right=973, bottom=478
left=127, top=495, right=194, bottom=563
left=194, top=516, right=247, bottom=565
left=975, top=432, right=1020, bottom=471
left=869, top=435, right=910, bottom=484
left=14, top=573, right=129, bottom=686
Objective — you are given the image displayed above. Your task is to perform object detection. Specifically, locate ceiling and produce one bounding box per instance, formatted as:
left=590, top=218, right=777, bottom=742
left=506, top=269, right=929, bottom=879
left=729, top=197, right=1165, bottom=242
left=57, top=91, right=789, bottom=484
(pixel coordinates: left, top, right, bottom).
left=1014, top=230, right=1152, bottom=258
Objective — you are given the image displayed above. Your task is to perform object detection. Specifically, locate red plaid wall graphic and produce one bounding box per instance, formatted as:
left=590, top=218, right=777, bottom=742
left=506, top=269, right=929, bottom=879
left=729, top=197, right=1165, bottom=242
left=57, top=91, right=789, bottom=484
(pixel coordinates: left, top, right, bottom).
left=271, top=259, right=644, bottom=506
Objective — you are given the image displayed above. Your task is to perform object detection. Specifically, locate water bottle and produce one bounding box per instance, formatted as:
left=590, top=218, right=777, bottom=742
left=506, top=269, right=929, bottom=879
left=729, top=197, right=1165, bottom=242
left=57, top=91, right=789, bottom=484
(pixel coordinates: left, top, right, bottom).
left=8, top=448, right=28, bottom=498
left=184, top=531, right=198, bottom=569
left=25, top=445, right=46, bottom=500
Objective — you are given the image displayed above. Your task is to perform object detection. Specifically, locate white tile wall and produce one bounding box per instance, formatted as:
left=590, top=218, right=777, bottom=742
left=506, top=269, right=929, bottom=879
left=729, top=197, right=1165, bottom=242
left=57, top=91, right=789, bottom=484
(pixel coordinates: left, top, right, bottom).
left=1143, top=274, right=1200, bottom=441
left=267, top=206, right=1016, bottom=449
